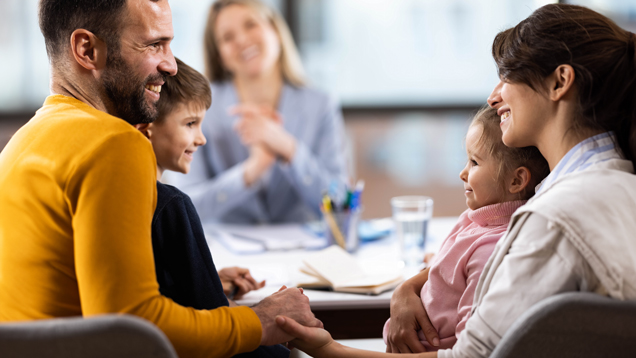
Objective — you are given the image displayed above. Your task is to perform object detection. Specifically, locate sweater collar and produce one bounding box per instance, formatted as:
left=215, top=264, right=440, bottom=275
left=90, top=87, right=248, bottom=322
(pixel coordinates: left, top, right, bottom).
left=468, top=200, right=527, bottom=227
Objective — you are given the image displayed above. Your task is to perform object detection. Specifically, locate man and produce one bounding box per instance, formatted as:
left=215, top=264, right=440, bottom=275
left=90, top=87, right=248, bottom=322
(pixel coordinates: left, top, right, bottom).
left=0, top=1, right=320, bottom=357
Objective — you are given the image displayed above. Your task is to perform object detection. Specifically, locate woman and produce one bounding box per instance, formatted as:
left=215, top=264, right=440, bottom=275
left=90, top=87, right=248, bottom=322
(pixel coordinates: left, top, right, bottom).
left=274, top=4, right=636, bottom=357
left=168, top=0, right=348, bottom=224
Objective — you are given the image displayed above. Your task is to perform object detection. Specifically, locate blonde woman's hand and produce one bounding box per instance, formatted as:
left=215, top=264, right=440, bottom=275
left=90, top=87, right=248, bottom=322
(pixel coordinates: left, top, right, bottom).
left=232, top=104, right=296, bottom=162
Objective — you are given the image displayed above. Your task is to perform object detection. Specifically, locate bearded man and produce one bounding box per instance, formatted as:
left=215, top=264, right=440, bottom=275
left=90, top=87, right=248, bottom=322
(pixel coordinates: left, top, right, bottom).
left=0, top=1, right=320, bottom=357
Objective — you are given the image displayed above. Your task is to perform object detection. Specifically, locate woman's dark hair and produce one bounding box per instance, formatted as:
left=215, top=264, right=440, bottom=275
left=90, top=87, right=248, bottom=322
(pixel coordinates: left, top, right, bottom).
left=38, top=0, right=128, bottom=60
left=492, top=3, right=636, bottom=166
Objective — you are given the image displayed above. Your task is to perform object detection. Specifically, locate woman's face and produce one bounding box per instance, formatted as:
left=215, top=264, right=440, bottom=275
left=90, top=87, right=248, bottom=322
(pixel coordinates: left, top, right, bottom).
left=214, top=4, right=281, bottom=79
left=487, top=79, right=550, bottom=148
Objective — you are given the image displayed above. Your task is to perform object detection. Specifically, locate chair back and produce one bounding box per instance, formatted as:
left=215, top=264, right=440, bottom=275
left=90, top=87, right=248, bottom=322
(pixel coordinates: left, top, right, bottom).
left=491, top=292, right=636, bottom=358
left=0, top=314, right=178, bottom=358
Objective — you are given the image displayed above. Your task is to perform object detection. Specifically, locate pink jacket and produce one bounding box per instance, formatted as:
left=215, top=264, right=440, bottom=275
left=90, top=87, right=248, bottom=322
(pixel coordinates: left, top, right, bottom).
left=384, top=200, right=526, bottom=351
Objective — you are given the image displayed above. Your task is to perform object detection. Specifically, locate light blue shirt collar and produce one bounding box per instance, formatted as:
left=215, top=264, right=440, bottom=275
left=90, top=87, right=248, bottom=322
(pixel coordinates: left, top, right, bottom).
left=536, top=131, right=622, bottom=194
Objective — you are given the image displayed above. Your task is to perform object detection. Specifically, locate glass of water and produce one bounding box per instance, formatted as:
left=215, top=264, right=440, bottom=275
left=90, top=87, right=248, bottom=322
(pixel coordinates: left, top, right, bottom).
left=391, top=196, right=434, bottom=266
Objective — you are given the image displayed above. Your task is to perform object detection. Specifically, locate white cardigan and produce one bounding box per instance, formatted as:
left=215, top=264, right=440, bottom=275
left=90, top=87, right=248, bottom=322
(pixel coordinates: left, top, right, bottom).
left=440, top=157, right=636, bottom=358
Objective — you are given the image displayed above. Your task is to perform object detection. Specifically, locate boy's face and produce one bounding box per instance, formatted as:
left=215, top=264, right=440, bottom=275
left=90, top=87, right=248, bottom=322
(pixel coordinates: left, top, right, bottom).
left=149, top=104, right=207, bottom=174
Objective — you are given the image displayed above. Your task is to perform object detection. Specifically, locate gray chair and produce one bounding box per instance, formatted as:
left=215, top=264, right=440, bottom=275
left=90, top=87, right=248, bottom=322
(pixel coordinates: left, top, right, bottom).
left=0, top=314, right=178, bottom=358
left=491, top=292, right=636, bottom=358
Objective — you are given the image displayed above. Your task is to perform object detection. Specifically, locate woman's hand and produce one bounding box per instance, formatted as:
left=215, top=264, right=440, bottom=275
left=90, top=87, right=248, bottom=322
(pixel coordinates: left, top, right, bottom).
left=218, top=267, right=265, bottom=300
left=232, top=104, right=297, bottom=162
left=386, top=268, right=439, bottom=353
left=275, top=315, right=339, bottom=358
left=243, top=145, right=276, bottom=187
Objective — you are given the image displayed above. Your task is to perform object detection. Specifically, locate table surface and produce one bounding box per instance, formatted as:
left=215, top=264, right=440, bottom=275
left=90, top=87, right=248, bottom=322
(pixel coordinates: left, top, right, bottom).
left=207, top=217, right=458, bottom=310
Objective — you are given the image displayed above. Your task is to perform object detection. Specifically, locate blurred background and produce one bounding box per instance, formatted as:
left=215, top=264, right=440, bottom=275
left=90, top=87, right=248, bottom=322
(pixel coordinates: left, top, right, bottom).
left=1, top=0, right=634, bottom=218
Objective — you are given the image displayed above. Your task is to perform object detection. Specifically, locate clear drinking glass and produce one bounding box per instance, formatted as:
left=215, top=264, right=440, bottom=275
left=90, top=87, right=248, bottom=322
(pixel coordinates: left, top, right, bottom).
left=391, top=196, right=434, bottom=266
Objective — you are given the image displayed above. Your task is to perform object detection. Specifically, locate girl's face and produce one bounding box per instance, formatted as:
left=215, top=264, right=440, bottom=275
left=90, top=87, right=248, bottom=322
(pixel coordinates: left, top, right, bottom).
left=487, top=79, right=550, bottom=148
left=214, top=4, right=281, bottom=79
left=459, top=125, right=508, bottom=210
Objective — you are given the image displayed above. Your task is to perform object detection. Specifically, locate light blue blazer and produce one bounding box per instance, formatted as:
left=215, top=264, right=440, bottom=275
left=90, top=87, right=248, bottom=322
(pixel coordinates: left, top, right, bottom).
left=167, top=81, right=349, bottom=224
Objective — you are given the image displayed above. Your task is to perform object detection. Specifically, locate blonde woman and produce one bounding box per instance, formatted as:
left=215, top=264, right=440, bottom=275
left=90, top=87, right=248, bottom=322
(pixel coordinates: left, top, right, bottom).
left=170, top=0, right=348, bottom=224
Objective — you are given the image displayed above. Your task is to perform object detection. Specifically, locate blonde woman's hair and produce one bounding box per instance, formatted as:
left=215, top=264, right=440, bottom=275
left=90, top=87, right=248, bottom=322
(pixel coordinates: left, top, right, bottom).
left=204, top=0, right=306, bottom=87
left=470, top=106, right=550, bottom=200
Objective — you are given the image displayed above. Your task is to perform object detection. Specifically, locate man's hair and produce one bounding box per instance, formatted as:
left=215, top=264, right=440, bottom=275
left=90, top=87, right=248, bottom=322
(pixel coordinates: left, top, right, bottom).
left=38, top=0, right=128, bottom=60
left=470, top=106, right=550, bottom=200
left=156, top=57, right=212, bottom=123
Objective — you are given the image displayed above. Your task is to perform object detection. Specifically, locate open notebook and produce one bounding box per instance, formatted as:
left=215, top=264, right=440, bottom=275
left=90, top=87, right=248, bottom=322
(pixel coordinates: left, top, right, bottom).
left=298, top=245, right=404, bottom=295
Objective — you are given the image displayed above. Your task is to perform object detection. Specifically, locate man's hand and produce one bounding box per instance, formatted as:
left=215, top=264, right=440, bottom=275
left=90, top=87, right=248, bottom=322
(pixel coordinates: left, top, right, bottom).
left=218, top=267, right=265, bottom=300
left=386, top=268, right=439, bottom=353
left=252, top=286, right=322, bottom=346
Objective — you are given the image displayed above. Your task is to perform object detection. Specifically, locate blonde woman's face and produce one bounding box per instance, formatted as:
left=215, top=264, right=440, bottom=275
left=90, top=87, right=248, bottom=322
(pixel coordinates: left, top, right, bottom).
left=214, top=4, right=281, bottom=79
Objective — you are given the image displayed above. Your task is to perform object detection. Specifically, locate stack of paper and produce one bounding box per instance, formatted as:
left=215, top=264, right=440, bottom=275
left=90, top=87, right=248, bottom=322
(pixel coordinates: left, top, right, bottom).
left=298, top=245, right=404, bottom=295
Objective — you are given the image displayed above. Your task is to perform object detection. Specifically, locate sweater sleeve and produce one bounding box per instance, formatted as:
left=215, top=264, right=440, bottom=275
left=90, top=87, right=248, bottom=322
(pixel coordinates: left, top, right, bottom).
left=438, top=213, right=600, bottom=358
left=68, top=132, right=262, bottom=358
left=276, top=96, right=348, bottom=216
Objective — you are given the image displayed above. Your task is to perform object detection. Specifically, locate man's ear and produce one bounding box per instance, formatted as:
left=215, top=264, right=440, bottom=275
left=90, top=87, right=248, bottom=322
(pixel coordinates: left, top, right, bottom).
left=509, top=167, right=531, bottom=195
left=70, top=29, right=107, bottom=71
left=135, top=123, right=153, bottom=139
left=547, top=64, right=576, bottom=102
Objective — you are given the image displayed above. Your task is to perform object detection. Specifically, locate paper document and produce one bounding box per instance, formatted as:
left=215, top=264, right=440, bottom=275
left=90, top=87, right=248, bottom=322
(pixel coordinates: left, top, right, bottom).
left=299, top=245, right=404, bottom=295
left=204, top=223, right=327, bottom=254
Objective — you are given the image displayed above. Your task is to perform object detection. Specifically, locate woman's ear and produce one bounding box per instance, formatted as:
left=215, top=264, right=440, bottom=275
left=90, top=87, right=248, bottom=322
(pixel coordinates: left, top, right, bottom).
left=509, top=167, right=531, bottom=195
left=547, top=64, right=576, bottom=102
left=135, top=123, right=153, bottom=139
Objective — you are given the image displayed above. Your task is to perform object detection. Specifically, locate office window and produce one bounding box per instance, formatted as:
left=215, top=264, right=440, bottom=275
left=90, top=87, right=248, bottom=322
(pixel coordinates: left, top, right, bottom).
left=293, top=0, right=556, bottom=107
left=0, top=0, right=283, bottom=114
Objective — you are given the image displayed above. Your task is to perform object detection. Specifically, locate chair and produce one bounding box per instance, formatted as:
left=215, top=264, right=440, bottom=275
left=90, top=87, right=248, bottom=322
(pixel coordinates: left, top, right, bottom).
left=490, top=292, right=636, bottom=358
left=0, top=314, right=178, bottom=358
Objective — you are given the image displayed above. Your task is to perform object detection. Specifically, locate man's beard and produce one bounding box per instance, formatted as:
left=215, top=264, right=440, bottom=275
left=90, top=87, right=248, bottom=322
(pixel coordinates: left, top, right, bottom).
left=101, top=52, right=164, bottom=125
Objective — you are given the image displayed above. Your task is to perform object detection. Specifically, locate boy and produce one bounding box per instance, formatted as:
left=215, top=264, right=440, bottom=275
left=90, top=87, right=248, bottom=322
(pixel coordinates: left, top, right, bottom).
left=137, top=58, right=288, bottom=357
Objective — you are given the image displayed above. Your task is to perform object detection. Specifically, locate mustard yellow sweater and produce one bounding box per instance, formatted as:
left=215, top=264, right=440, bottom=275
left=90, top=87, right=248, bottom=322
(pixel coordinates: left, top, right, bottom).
left=0, top=95, right=262, bottom=357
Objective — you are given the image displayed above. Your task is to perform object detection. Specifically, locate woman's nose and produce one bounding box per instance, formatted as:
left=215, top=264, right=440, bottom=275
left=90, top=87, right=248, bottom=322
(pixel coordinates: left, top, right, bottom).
left=487, top=81, right=504, bottom=108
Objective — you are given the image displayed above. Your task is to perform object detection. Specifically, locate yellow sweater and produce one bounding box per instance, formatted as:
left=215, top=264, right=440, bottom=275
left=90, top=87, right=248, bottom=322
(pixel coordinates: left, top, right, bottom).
left=0, top=95, right=262, bottom=357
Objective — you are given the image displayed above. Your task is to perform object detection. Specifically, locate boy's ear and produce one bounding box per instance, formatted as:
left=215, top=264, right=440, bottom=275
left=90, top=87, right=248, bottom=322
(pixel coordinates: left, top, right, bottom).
left=509, top=167, right=531, bottom=195
left=135, top=123, right=152, bottom=139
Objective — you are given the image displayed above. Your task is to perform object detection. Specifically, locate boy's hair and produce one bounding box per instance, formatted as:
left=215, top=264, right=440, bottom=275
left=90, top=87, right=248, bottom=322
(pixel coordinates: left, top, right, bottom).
left=471, top=106, right=550, bottom=200
left=156, top=57, right=212, bottom=123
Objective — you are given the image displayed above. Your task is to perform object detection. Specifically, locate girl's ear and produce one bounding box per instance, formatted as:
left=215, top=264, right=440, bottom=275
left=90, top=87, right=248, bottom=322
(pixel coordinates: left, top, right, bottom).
left=135, top=123, right=153, bottom=139
left=509, top=167, right=531, bottom=195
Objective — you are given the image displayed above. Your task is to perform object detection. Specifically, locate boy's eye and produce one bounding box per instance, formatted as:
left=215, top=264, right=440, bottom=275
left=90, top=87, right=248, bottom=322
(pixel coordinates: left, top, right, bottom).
left=187, top=121, right=196, bottom=127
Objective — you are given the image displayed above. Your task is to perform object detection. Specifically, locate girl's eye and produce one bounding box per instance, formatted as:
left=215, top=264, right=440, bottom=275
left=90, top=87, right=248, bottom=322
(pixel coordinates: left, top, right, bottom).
left=471, top=159, right=478, bottom=166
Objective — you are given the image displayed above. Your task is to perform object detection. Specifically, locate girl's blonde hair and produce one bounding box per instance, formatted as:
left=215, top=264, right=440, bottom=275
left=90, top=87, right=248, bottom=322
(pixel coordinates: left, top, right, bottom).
left=470, top=106, right=550, bottom=200
left=204, top=0, right=306, bottom=87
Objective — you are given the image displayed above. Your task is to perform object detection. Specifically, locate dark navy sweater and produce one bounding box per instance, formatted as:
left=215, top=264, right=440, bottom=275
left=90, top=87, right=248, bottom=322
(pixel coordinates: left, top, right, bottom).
left=152, top=182, right=289, bottom=358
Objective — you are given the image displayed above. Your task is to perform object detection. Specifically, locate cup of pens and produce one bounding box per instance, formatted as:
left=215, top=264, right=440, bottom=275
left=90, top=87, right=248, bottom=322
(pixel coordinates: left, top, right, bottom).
left=321, top=181, right=364, bottom=253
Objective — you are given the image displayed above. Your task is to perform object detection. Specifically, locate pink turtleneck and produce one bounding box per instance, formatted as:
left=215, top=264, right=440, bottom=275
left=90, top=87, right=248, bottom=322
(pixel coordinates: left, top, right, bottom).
left=383, top=200, right=526, bottom=351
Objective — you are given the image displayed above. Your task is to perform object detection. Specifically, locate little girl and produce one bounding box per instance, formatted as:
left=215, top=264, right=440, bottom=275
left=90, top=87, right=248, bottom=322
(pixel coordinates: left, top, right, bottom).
left=383, top=106, right=550, bottom=351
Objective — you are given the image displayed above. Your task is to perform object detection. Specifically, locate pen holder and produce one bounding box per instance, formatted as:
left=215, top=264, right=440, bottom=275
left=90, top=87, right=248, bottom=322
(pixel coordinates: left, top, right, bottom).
left=322, top=208, right=362, bottom=253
